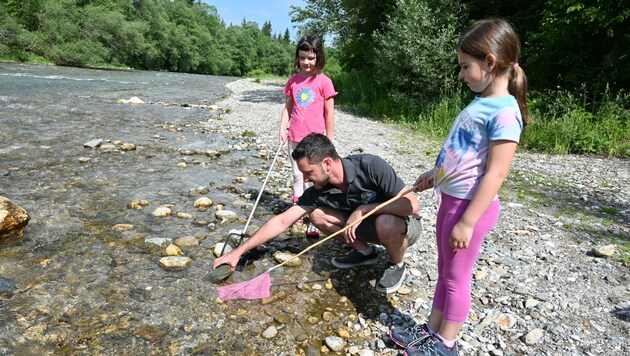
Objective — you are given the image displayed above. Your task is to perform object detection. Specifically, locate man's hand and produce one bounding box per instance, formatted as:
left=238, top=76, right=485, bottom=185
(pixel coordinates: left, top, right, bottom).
left=213, top=249, right=242, bottom=271
left=343, top=209, right=365, bottom=244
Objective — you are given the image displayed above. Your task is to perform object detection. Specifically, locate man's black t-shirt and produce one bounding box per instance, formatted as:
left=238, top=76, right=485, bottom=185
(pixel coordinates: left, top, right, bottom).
left=297, top=154, right=406, bottom=213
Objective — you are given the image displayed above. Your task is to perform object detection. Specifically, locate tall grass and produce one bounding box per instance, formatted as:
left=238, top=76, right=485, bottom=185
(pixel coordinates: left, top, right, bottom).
left=333, top=71, right=630, bottom=158
left=524, top=87, right=630, bottom=157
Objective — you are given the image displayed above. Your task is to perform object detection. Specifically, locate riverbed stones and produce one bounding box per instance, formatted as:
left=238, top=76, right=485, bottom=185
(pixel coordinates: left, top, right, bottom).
left=213, top=242, right=232, bottom=257
left=215, top=210, right=237, bottom=223
left=262, top=325, right=278, bottom=339
left=165, top=244, right=183, bottom=256
left=0, top=277, right=16, bottom=298
left=175, top=235, right=199, bottom=249
left=158, top=256, right=192, bottom=270
left=206, top=263, right=232, bottom=283
left=84, top=138, right=103, bottom=148
left=324, top=336, right=345, bottom=352
left=112, top=223, right=133, bottom=231
left=176, top=212, right=193, bottom=219
left=194, top=197, right=213, bottom=209
left=144, top=237, right=172, bottom=248
left=128, top=199, right=149, bottom=209
left=0, top=196, right=30, bottom=244
left=120, top=143, right=136, bottom=151
left=152, top=206, right=172, bottom=217
left=522, top=328, right=544, bottom=345
left=273, top=251, right=302, bottom=267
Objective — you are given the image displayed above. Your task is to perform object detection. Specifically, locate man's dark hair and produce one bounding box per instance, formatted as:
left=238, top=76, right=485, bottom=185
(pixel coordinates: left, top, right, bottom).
left=292, top=133, right=340, bottom=164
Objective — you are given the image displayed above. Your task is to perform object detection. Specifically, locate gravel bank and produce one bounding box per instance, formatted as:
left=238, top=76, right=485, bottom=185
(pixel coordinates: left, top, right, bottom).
left=213, top=78, right=630, bottom=355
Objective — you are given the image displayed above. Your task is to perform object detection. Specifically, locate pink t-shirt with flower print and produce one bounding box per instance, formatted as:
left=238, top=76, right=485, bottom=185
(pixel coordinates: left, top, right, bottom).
left=283, top=72, right=337, bottom=142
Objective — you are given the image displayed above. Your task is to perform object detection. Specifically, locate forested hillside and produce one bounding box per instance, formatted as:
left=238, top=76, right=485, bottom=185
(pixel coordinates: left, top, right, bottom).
left=0, top=0, right=294, bottom=76
left=1, top=0, right=628, bottom=156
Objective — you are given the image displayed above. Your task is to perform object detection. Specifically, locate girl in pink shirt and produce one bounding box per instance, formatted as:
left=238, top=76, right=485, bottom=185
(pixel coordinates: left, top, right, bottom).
left=279, top=35, right=337, bottom=206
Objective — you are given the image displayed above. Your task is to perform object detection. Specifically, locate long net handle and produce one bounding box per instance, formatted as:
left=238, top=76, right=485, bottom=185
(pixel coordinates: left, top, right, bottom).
left=269, top=186, right=415, bottom=272
left=220, top=140, right=285, bottom=257
left=242, top=140, right=285, bottom=234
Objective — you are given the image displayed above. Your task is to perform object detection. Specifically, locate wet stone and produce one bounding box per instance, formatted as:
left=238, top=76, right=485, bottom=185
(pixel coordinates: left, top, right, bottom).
left=207, top=264, right=232, bottom=283
left=324, top=336, right=345, bottom=352
left=274, top=311, right=291, bottom=324
left=0, top=277, right=16, bottom=298
left=158, top=256, right=192, bottom=270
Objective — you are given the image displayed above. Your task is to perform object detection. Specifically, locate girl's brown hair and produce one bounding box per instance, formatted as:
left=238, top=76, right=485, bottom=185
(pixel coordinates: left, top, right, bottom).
left=458, top=19, right=529, bottom=127
left=293, top=35, right=326, bottom=73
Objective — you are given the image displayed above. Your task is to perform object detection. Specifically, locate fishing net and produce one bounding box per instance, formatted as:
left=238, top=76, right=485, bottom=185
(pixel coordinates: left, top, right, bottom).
left=217, top=271, right=271, bottom=301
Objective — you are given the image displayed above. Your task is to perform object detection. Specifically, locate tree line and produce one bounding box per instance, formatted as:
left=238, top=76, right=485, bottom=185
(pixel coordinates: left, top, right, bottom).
left=291, top=0, right=628, bottom=102
left=1, top=0, right=628, bottom=155
left=290, top=0, right=628, bottom=157
left=0, top=0, right=295, bottom=76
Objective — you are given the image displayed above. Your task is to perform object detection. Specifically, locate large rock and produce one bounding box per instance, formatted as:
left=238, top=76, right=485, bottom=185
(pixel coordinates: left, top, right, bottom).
left=0, top=197, right=30, bottom=244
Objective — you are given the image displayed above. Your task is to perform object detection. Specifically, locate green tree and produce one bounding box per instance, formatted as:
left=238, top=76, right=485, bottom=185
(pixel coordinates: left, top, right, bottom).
left=291, top=0, right=396, bottom=72
left=283, top=28, right=290, bottom=43
left=0, top=5, right=36, bottom=59
left=262, top=20, right=272, bottom=37
left=373, top=0, right=464, bottom=106
left=463, top=0, right=629, bottom=92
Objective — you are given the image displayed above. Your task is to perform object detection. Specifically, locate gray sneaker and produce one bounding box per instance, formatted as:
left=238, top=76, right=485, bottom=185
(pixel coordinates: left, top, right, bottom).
left=389, top=323, right=431, bottom=349
left=404, top=334, right=458, bottom=356
left=331, top=249, right=378, bottom=268
left=376, top=262, right=406, bottom=293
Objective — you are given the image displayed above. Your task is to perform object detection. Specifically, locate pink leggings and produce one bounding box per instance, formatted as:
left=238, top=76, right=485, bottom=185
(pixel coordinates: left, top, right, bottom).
left=432, top=192, right=500, bottom=323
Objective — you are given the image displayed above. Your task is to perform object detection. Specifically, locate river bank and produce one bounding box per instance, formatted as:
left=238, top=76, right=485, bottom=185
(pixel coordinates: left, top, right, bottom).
left=1, top=68, right=628, bottom=355
left=208, top=78, right=629, bottom=355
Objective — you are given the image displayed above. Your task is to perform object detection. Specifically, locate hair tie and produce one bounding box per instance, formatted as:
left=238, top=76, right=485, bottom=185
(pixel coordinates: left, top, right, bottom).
left=513, top=62, right=519, bottom=69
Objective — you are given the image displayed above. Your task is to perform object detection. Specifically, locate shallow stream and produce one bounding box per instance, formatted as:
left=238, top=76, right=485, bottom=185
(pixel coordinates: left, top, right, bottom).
left=0, top=63, right=399, bottom=355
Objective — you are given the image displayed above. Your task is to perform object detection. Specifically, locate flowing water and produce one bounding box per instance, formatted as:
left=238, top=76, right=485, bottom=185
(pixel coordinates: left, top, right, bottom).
left=0, top=63, right=397, bottom=355
left=0, top=63, right=261, bottom=354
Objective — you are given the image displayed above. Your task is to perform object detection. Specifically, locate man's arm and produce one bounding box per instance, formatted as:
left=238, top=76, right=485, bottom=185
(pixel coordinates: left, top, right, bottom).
left=343, top=187, right=419, bottom=243
left=355, top=188, right=419, bottom=218
left=213, top=205, right=307, bottom=270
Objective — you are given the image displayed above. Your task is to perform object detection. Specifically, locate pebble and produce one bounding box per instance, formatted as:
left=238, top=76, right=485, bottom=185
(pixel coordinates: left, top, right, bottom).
left=262, top=326, right=277, bottom=339
left=0, top=277, right=16, bottom=298
left=152, top=206, right=171, bottom=217
left=324, top=336, right=344, bottom=352
left=158, top=256, right=191, bottom=270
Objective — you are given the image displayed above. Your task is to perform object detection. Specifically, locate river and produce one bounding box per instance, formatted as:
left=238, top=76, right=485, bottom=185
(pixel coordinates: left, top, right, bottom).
left=0, top=63, right=272, bottom=354
left=0, top=63, right=396, bottom=355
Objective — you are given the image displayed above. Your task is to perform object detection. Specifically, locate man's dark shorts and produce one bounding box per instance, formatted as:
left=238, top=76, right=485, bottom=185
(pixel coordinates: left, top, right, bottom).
left=341, top=212, right=422, bottom=246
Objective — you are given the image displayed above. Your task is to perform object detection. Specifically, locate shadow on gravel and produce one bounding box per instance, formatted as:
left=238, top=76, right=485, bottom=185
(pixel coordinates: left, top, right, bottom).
left=612, top=308, right=630, bottom=322
left=311, top=243, right=398, bottom=320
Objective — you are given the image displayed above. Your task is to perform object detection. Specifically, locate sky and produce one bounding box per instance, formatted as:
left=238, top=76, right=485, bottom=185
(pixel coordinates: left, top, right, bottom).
left=201, top=0, right=306, bottom=39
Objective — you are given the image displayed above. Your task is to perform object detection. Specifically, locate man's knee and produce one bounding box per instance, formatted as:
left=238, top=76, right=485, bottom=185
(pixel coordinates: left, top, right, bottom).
left=375, top=215, right=406, bottom=242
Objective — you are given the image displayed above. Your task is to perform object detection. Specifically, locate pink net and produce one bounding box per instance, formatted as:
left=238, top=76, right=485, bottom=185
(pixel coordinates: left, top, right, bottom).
left=217, top=271, right=271, bottom=301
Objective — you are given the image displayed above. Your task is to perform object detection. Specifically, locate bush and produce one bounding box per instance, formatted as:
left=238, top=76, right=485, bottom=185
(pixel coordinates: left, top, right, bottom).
left=373, top=0, right=463, bottom=105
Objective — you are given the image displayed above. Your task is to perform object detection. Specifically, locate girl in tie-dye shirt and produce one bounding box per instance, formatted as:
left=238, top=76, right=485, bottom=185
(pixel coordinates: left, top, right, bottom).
left=390, top=19, right=530, bottom=355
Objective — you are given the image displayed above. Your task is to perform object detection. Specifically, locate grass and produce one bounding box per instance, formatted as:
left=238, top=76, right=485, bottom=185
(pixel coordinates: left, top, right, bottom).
left=248, top=70, right=287, bottom=83
left=332, top=71, right=630, bottom=158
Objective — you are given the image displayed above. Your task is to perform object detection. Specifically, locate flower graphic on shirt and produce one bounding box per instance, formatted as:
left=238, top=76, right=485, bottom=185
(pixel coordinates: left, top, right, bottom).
left=295, top=87, right=315, bottom=107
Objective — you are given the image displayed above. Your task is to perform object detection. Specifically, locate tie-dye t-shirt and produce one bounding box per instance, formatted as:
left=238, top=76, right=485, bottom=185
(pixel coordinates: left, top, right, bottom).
left=434, top=95, right=523, bottom=200
left=284, top=72, right=337, bottom=142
